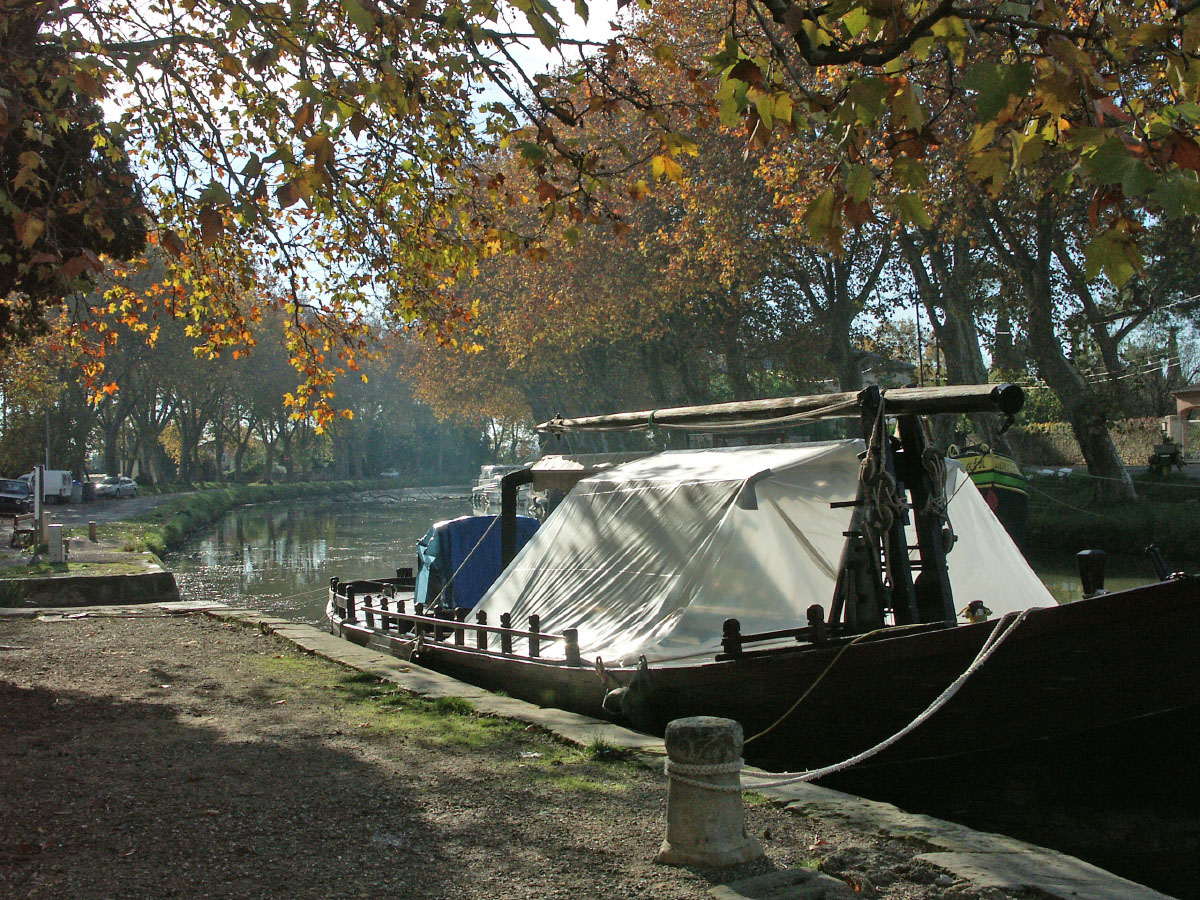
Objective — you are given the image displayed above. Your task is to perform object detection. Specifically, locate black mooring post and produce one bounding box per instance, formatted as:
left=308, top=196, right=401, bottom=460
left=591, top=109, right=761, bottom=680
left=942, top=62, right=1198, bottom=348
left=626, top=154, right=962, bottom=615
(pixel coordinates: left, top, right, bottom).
left=858, top=387, right=918, bottom=626
left=897, top=415, right=956, bottom=626
left=500, top=467, right=535, bottom=568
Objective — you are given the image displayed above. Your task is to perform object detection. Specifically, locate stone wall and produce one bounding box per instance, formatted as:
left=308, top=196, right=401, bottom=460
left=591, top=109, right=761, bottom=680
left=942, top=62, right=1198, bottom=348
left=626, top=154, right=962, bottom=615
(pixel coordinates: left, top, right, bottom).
left=5, top=571, right=180, bottom=607
left=1005, top=418, right=1162, bottom=467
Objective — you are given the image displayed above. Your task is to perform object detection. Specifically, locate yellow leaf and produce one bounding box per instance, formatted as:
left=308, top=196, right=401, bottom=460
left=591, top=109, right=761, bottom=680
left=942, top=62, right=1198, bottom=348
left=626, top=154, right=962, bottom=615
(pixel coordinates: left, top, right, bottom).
left=14, top=212, right=45, bottom=248
left=650, top=154, right=683, bottom=181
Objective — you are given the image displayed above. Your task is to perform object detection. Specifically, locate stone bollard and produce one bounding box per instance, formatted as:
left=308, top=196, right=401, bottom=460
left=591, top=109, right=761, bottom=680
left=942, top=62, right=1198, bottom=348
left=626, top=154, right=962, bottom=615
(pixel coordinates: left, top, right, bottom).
left=48, top=524, right=65, bottom=564
left=88, top=521, right=97, bottom=542
left=654, top=716, right=764, bottom=868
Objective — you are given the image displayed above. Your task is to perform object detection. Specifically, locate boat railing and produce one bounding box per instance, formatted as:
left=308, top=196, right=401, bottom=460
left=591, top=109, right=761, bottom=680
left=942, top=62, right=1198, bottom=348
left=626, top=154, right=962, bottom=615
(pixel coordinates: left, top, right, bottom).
left=719, top=606, right=835, bottom=658
left=337, top=589, right=583, bottom=667
left=718, top=613, right=950, bottom=659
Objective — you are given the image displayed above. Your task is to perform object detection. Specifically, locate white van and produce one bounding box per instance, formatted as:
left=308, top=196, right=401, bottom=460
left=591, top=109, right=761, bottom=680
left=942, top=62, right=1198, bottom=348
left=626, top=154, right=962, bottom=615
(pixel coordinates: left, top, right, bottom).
left=20, top=469, right=74, bottom=503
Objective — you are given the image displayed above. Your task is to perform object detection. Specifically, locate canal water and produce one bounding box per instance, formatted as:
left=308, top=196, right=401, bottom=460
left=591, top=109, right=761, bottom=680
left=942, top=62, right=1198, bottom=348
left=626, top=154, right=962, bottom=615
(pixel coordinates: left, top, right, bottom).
left=171, top=492, right=471, bottom=623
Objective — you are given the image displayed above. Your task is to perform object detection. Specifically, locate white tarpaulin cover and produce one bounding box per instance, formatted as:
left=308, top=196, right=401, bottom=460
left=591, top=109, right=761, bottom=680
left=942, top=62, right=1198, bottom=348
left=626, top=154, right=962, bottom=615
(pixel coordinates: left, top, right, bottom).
left=474, top=440, right=1053, bottom=665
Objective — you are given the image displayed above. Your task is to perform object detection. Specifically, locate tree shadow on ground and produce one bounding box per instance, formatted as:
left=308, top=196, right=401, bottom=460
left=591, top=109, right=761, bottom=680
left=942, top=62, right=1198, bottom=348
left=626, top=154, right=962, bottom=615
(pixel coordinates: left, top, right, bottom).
left=0, top=681, right=458, bottom=900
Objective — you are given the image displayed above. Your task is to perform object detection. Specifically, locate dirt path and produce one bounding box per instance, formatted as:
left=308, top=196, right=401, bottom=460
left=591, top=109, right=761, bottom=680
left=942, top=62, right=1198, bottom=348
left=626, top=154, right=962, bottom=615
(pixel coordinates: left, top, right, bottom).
left=0, top=614, right=1040, bottom=900
left=44, top=492, right=194, bottom=528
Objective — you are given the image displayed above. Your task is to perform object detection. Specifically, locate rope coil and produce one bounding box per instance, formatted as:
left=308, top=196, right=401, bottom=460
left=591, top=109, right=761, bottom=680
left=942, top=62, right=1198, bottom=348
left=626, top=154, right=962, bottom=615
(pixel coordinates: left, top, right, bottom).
left=664, top=758, right=746, bottom=794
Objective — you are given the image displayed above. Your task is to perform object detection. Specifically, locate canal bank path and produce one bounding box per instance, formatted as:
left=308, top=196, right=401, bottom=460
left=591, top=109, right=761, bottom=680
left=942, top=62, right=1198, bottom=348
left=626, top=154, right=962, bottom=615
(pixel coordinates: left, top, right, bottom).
left=0, top=602, right=1173, bottom=900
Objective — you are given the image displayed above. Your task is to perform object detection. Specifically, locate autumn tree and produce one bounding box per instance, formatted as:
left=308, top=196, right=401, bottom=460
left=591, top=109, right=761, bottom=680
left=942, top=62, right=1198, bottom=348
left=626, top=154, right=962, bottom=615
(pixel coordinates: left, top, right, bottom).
left=0, top=2, right=146, bottom=349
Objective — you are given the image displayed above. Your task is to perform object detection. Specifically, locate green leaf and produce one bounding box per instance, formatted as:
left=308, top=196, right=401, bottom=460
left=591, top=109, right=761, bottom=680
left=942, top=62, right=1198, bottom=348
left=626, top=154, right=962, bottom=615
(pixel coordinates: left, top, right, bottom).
left=964, top=62, right=1033, bottom=122
left=847, top=77, right=889, bottom=126
left=894, top=158, right=927, bottom=188
left=846, top=164, right=873, bottom=203
left=842, top=7, right=871, bottom=38
left=228, top=6, right=251, bottom=33
left=340, top=0, right=376, bottom=30
left=1152, top=174, right=1200, bottom=218
left=1083, top=227, right=1143, bottom=286
left=895, top=193, right=932, bottom=230
left=1082, top=138, right=1134, bottom=185
left=719, top=97, right=742, bottom=128
left=197, top=181, right=232, bottom=205
left=802, top=188, right=837, bottom=241
left=516, top=141, right=547, bottom=163
left=1121, top=161, right=1155, bottom=198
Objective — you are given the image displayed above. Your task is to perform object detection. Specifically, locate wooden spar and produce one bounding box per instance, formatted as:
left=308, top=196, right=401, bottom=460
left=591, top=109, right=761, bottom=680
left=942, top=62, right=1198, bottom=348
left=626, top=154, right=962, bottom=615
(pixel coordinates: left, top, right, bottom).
left=537, top=383, right=1024, bottom=433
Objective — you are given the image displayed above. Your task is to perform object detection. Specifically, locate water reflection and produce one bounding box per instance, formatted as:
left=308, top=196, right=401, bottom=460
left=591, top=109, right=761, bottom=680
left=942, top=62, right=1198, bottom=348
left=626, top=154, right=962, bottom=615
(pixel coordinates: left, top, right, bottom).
left=172, top=495, right=470, bottom=623
left=1024, top=550, right=1158, bottom=603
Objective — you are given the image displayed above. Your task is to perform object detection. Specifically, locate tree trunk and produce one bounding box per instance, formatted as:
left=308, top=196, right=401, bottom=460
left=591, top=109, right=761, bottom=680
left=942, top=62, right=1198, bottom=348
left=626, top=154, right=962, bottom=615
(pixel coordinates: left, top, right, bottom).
left=981, top=200, right=1135, bottom=502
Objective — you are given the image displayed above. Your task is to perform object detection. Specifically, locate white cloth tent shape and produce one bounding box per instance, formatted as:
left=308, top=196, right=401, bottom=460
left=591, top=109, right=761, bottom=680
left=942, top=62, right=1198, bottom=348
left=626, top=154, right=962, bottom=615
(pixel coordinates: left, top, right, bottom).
left=474, top=440, right=1054, bottom=666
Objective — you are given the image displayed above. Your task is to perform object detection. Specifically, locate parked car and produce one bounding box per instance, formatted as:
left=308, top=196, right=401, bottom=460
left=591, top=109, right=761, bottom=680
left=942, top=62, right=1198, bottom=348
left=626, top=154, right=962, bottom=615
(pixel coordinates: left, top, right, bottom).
left=96, top=475, right=138, bottom=498
left=0, top=479, right=33, bottom=514
left=380, top=469, right=401, bottom=478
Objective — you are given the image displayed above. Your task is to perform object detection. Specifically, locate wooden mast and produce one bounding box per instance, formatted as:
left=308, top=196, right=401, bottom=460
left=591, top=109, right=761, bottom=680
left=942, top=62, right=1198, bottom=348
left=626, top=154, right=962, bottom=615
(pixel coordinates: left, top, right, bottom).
left=537, top=384, right=1023, bottom=433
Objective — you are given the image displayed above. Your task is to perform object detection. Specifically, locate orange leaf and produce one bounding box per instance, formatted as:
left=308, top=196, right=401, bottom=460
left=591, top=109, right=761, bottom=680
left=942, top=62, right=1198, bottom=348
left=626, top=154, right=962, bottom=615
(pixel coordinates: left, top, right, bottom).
left=199, top=207, right=223, bottom=244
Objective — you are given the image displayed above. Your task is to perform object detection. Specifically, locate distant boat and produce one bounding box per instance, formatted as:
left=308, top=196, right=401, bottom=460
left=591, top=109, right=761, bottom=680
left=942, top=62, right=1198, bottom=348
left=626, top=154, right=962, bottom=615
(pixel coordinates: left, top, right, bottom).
left=948, top=444, right=1028, bottom=546
left=328, top=384, right=1198, bottom=783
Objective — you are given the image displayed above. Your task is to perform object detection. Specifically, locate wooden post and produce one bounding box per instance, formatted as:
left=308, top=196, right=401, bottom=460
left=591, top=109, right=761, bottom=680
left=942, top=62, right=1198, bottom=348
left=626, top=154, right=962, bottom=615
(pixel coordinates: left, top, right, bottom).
left=475, top=610, right=488, bottom=650
left=414, top=602, right=425, bottom=642
left=722, top=618, right=742, bottom=656
left=806, top=604, right=827, bottom=644
left=454, top=608, right=467, bottom=646
left=378, top=594, right=390, bottom=633
left=88, top=521, right=97, bottom=542
left=364, top=595, right=375, bottom=629
left=434, top=608, right=446, bottom=642
left=345, top=589, right=357, bottom=623
left=528, top=614, right=541, bottom=658
left=563, top=628, right=581, bottom=667
left=500, top=613, right=513, bottom=655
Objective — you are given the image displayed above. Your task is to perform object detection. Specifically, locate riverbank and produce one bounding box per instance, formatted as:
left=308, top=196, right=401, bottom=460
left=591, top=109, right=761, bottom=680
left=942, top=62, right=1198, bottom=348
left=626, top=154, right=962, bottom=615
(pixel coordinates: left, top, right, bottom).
left=1, top=608, right=1167, bottom=900
left=1026, top=469, right=1200, bottom=564
left=97, top=479, right=466, bottom=559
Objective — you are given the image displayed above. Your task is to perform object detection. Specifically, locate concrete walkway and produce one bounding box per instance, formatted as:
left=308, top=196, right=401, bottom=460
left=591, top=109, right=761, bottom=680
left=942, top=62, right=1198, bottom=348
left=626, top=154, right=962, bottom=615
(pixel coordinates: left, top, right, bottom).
left=1, top=600, right=1177, bottom=900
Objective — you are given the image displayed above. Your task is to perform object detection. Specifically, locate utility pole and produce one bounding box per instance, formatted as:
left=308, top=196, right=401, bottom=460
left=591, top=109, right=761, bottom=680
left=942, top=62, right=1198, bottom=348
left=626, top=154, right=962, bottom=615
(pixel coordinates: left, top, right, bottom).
left=914, top=295, right=924, bottom=386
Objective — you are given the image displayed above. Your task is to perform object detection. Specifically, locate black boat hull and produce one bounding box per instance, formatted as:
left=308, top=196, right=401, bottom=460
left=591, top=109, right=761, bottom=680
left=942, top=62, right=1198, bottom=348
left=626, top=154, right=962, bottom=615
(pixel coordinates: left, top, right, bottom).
left=329, top=575, right=1200, bottom=774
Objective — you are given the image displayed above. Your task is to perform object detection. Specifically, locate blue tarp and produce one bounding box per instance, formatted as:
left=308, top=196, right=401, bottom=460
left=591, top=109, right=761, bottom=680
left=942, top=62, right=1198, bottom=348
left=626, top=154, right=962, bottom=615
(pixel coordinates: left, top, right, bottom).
left=415, top=514, right=539, bottom=610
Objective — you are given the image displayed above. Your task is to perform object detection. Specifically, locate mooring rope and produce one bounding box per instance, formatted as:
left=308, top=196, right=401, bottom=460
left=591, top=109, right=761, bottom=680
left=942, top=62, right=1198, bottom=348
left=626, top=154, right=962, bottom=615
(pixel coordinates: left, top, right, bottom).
left=662, top=610, right=1031, bottom=794
left=663, top=758, right=747, bottom=794
left=738, top=609, right=1030, bottom=790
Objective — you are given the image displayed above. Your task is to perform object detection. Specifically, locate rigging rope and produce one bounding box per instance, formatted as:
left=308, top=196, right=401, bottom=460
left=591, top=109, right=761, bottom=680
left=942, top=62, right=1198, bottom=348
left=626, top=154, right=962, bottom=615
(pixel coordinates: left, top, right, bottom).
left=428, top=513, right=502, bottom=610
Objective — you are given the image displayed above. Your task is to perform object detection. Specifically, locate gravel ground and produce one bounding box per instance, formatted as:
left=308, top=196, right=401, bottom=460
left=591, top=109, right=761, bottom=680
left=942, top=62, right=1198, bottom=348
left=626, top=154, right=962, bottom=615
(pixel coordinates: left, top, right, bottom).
left=0, top=614, right=1049, bottom=900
